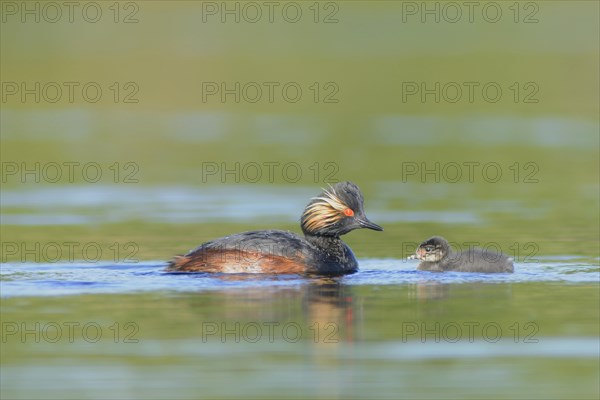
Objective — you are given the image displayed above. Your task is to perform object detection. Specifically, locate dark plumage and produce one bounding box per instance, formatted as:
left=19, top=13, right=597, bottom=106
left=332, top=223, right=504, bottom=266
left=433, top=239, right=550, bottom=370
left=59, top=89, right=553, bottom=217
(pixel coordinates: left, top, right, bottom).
left=411, top=236, right=514, bottom=273
left=167, top=182, right=382, bottom=275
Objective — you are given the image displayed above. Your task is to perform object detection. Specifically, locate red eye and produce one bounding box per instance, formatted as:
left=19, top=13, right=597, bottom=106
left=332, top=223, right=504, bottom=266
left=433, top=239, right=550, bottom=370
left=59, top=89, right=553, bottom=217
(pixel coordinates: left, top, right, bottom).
left=343, top=208, right=354, bottom=217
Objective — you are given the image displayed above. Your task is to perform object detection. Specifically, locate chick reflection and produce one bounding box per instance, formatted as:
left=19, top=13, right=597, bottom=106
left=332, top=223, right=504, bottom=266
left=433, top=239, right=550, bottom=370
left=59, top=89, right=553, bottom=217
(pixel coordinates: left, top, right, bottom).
left=410, top=282, right=450, bottom=301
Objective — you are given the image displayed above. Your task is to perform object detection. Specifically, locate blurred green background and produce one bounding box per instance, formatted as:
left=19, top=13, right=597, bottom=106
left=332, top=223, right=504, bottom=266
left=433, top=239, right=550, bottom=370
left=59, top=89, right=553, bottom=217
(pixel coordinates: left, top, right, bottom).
left=2, top=1, right=598, bottom=262
left=1, top=2, right=599, bottom=399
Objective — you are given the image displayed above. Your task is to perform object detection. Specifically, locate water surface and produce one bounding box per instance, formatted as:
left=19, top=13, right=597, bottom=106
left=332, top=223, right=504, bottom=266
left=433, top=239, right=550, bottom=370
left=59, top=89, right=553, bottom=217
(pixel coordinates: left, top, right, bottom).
left=1, top=259, right=599, bottom=400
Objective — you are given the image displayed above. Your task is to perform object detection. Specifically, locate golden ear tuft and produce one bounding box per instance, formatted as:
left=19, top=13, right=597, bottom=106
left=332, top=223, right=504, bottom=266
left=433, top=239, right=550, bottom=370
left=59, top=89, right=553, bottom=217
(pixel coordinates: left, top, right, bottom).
left=302, top=186, right=350, bottom=232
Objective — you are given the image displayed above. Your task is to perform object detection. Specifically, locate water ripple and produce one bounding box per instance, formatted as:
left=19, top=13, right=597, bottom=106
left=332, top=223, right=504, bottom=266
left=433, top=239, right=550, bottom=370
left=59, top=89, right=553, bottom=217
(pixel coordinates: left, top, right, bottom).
left=1, top=259, right=597, bottom=298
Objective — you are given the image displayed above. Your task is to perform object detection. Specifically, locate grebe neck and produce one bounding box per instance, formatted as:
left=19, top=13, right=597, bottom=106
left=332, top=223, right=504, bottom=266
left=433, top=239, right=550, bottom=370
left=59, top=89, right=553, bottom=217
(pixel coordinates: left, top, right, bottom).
left=304, top=233, right=342, bottom=246
left=303, top=233, right=357, bottom=272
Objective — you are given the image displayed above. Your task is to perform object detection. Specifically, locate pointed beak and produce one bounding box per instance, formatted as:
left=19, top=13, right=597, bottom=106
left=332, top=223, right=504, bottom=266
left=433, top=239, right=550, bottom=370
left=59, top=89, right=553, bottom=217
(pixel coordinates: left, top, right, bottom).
left=411, top=248, right=425, bottom=260
left=357, top=217, right=383, bottom=231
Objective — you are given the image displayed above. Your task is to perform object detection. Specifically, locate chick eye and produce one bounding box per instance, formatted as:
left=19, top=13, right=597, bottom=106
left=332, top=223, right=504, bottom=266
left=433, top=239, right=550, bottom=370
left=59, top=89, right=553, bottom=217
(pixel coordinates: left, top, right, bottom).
left=343, top=208, right=354, bottom=217
left=425, top=246, right=434, bottom=252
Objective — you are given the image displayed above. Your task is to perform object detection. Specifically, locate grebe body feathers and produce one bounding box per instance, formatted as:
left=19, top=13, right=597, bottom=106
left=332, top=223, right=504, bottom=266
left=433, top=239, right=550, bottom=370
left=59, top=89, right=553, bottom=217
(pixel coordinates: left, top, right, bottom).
left=167, top=182, right=382, bottom=275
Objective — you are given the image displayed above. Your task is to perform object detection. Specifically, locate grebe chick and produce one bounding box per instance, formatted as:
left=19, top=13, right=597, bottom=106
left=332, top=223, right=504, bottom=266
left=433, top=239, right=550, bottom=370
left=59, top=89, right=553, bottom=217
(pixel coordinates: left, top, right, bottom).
left=167, top=181, right=383, bottom=275
left=410, top=236, right=514, bottom=273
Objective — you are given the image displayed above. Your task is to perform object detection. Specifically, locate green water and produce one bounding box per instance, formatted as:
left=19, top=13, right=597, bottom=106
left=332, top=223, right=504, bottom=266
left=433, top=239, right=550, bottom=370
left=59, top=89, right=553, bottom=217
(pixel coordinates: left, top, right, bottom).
left=1, top=1, right=599, bottom=399
left=2, top=283, right=599, bottom=399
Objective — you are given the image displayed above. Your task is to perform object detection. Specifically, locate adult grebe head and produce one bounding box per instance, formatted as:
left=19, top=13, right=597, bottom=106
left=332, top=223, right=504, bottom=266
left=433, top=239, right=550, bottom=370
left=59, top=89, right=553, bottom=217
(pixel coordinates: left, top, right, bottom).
left=300, top=181, right=383, bottom=237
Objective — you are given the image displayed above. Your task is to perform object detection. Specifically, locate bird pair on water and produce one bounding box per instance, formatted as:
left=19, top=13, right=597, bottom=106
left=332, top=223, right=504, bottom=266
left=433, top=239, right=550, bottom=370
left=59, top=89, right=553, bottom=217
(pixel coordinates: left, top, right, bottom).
left=167, top=181, right=514, bottom=275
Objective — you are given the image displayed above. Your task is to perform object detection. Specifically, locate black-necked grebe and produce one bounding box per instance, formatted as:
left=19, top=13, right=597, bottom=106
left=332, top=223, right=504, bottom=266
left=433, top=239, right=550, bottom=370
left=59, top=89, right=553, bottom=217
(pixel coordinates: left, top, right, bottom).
left=167, top=181, right=383, bottom=275
left=410, top=236, right=514, bottom=273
